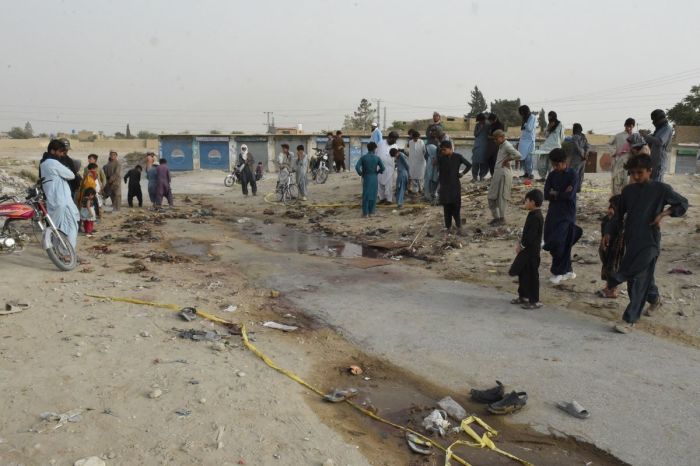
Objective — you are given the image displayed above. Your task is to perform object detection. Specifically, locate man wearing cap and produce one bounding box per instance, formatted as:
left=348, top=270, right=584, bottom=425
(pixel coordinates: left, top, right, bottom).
left=103, top=150, right=122, bottom=211
left=376, top=131, right=399, bottom=204
left=426, top=112, right=444, bottom=148
left=643, top=109, right=673, bottom=182
left=437, top=140, right=471, bottom=235
left=487, top=130, right=521, bottom=226
left=609, top=118, right=635, bottom=195
left=370, top=122, right=382, bottom=145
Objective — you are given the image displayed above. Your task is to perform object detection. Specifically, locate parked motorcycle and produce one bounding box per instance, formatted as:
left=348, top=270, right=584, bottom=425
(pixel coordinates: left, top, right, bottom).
left=310, top=148, right=330, bottom=184
left=223, top=166, right=243, bottom=187
left=0, top=180, right=77, bottom=271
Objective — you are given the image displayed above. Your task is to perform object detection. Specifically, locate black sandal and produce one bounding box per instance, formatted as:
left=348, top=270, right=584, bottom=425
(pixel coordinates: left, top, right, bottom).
left=487, top=391, right=528, bottom=414
left=470, top=380, right=505, bottom=404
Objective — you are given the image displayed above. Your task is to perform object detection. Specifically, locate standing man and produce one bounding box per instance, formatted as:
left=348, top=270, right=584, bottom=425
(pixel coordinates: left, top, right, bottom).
left=155, top=158, right=173, bottom=207
left=123, top=165, right=143, bottom=208
left=407, top=130, right=426, bottom=193
left=103, top=150, right=122, bottom=211
left=471, top=113, right=490, bottom=182
left=487, top=130, right=521, bottom=226
left=355, top=142, right=385, bottom=218
left=146, top=158, right=159, bottom=207
left=39, top=139, right=80, bottom=249
left=238, top=145, right=257, bottom=196
left=324, top=132, right=334, bottom=156
left=609, top=118, right=635, bottom=195
left=294, top=144, right=309, bottom=201
left=643, top=109, right=673, bottom=182
left=426, top=111, right=444, bottom=148
left=517, top=105, right=536, bottom=179
left=437, top=140, right=471, bottom=236
left=370, top=122, right=382, bottom=145
left=332, top=130, right=346, bottom=172
left=538, top=111, right=564, bottom=181
left=486, top=113, right=504, bottom=176
left=377, top=131, right=399, bottom=204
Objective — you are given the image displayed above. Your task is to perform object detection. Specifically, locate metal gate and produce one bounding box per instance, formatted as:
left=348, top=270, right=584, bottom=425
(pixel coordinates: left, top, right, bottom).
left=160, top=137, right=194, bottom=171
left=199, top=140, right=230, bottom=170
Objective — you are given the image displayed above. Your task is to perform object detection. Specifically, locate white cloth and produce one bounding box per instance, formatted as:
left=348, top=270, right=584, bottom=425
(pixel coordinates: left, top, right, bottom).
left=540, top=122, right=564, bottom=152
left=376, top=140, right=396, bottom=200
left=40, top=158, right=79, bottom=248
left=407, top=139, right=426, bottom=180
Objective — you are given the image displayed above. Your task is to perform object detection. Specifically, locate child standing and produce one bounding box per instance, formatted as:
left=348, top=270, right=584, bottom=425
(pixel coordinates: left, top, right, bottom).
left=123, top=165, right=143, bottom=208
left=597, top=195, right=624, bottom=298
left=487, top=129, right=521, bottom=226
left=391, top=147, right=409, bottom=209
left=509, top=189, right=545, bottom=309
left=603, top=154, right=688, bottom=333
left=80, top=187, right=98, bottom=237
left=543, top=148, right=582, bottom=284
left=294, top=145, right=309, bottom=201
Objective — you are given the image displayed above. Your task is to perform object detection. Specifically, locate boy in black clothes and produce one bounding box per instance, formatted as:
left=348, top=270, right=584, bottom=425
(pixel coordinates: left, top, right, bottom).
left=509, top=189, right=544, bottom=309
left=123, top=165, right=143, bottom=208
left=597, top=195, right=624, bottom=298
left=603, top=154, right=688, bottom=333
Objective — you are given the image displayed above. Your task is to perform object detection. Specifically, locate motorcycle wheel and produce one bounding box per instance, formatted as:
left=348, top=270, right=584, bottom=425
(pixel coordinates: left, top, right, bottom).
left=45, top=229, right=77, bottom=271
left=224, top=175, right=235, bottom=187
left=283, top=184, right=299, bottom=206
left=315, top=168, right=328, bottom=184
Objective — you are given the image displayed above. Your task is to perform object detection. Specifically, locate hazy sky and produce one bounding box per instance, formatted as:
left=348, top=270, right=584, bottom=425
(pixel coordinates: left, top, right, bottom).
left=1, top=0, right=699, bottom=136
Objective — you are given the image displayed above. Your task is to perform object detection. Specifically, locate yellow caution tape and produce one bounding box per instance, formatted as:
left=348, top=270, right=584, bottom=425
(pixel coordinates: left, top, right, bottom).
left=87, top=294, right=534, bottom=465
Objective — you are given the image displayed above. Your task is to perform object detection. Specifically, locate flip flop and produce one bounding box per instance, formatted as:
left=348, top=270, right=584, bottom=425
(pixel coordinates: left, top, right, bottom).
left=405, top=432, right=432, bottom=455
left=470, top=380, right=505, bottom=404
left=557, top=400, right=590, bottom=419
left=323, top=388, right=359, bottom=403
left=179, top=307, right=197, bottom=322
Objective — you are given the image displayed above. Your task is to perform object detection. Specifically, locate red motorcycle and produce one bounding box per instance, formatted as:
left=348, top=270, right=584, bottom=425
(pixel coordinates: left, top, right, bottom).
left=0, top=180, right=77, bottom=271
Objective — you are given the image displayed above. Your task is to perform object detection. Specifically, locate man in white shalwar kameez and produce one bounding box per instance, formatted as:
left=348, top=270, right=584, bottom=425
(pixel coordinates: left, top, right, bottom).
left=40, top=148, right=80, bottom=249
left=376, top=131, right=399, bottom=204
left=407, top=130, right=426, bottom=193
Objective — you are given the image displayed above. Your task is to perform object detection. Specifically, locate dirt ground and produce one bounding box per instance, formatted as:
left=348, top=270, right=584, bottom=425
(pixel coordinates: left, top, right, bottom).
left=0, top=149, right=694, bottom=465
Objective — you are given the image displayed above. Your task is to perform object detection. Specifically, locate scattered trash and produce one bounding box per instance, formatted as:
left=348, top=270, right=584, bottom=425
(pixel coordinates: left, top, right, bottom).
left=669, top=267, right=693, bottom=275
left=73, top=457, right=105, bottom=466
left=405, top=432, right=432, bottom=455
left=153, top=358, right=188, bottom=364
left=236, top=371, right=246, bottom=377
left=175, top=409, right=191, bottom=417
left=121, top=260, right=149, bottom=274
left=177, top=328, right=221, bottom=341
left=556, top=400, right=590, bottom=419
left=262, top=321, right=298, bottom=332
left=207, top=281, right=223, bottom=290
left=34, top=409, right=83, bottom=432
left=2, top=300, right=29, bottom=315
left=179, top=307, right=197, bottom=322
left=437, top=396, right=467, bottom=421
left=348, top=365, right=363, bottom=376
left=269, top=290, right=280, bottom=298
left=222, top=304, right=238, bottom=313
left=323, top=388, right=359, bottom=403
left=215, top=425, right=225, bottom=449
left=422, top=409, right=450, bottom=436
left=148, top=389, right=163, bottom=399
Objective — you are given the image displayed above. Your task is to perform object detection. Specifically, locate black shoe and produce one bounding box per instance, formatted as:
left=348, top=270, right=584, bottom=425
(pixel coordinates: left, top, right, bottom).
left=487, top=391, right=528, bottom=414
left=470, top=380, right=504, bottom=404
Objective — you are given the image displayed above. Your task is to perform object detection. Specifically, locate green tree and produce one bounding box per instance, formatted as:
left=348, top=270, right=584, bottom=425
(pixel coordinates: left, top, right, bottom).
left=466, top=86, right=487, bottom=118
left=489, top=98, right=521, bottom=128
left=137, top=130, right=158, bottom=139
left=24, top=121, right=33, bottom=137
left=342, top=98, right=377, bottom=131
left=114, top=131, right=126, bottom=139
left=537, top=108, right=547, bottom=133
left=667, top=85, right=700, bottom=125
left=7, top=127, right=30, bottom=139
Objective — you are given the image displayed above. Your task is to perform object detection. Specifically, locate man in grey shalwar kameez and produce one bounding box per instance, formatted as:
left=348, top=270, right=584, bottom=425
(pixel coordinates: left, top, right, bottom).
left=294, top=145, right=309, bottom=201
left=487, top=130, right=521, bottom=226
left=40, top=141, right=80, bottom=249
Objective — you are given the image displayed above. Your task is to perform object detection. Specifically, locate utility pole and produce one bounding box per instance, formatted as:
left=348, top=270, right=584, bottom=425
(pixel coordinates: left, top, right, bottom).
left=375, top=99, right=381, bottom=130
left=263, top=111, right=274, bottom=134
left=383, top=107, right=387, bottom=131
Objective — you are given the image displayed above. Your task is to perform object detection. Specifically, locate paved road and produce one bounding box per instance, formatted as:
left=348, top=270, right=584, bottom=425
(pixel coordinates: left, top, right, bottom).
left=217, top=226, right=700, bottom=466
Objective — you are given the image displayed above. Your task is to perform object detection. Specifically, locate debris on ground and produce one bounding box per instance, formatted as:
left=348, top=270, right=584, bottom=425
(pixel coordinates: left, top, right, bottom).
left=176, top=328, right=225, bottom=341
left=437, top=396, right=467, bottom=421
left=669, top=267, right=693, bottom=275
left=284, top=210, right=305, bottom=219
left=2, top=300, right=29, bottom=315
left=222, top=304, right=238, bottom=313
left=120, top=260, right=149, bottom=274
left=348, top=364, right=363, bottom=376
left=263, top=321, right=298, bottom=332
left=323, top=387, right=359, bottom=403
left=175, top=408, right=191, bottom=417
left=148, top=389, right=163, bottom=399
left=73, top=457, right=106, bottom=466
left=422, top=409, right=450, bottom=436
left=32, top=409, right=83, bottom=432
left=178, top=307, right=197, bottom=322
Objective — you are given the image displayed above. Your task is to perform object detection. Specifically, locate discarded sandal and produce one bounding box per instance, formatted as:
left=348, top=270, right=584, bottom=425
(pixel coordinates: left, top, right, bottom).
left=470, top=380, right=505, bottom=404
left=405, top=432, right=432, bottom=455
left=179, top=307, right=197, bottom=322
left=557, top=400, right=590, bottom=419
left=323, top=388, right=359, bottom=403
left=487, top=391, right=527, bottom=414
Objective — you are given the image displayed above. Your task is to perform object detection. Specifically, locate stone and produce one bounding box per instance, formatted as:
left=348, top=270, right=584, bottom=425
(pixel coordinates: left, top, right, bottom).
left=148, top=389, right=163, bottom=399
left=74, top=457, right=106, bottom=466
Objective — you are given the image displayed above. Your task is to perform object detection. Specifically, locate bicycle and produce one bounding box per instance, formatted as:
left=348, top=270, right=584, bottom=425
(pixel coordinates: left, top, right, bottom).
left=275, top=168, right=298, bottom=206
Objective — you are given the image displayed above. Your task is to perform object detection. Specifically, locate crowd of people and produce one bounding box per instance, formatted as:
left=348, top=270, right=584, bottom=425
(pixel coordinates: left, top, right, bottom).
left=37, top=140, right=173, bottom=252
left=353, top=108, right=687, bottom=333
